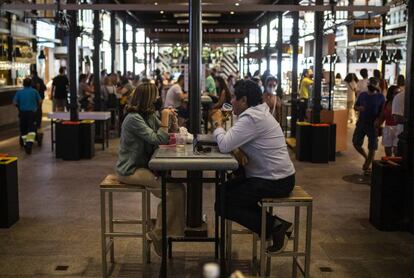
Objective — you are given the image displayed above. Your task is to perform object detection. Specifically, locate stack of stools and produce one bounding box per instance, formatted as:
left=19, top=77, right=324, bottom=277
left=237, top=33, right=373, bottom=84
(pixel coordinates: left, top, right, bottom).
left=259, top=186, right=313, bottom=278
left=100, top=175, right=152, bottom=278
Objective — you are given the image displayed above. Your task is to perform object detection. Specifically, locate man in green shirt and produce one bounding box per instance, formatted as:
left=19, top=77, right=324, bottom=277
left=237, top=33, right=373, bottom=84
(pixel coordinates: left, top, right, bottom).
left=205, top=68, right=217, bottom=96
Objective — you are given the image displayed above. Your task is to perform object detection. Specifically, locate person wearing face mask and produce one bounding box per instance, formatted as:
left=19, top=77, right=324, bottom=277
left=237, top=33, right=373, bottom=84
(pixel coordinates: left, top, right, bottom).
left=353, top=77, right=385, bottom=174
left=298, top=68, right=314, bottom=122
left=262, top=76, right=282, bottom=123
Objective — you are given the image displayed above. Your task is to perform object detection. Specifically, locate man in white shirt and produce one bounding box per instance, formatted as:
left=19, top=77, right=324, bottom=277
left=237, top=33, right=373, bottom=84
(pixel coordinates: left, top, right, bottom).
left=212, top=80, right=296, bottom=253
left=392, top=89, right=405, bottom=155
left=356, top=68, right=369, bottom=96
left=164, top=75, right=187, bottom=108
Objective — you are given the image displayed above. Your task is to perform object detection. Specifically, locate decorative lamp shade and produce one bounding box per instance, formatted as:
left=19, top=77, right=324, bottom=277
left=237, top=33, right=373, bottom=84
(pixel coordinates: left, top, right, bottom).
left=38, top=49, right=46, bottom=59
left=359, top=52, right=368, bottom=63
left=394, top=49, right=403, bottom=61
left=380, top=50, right=388, bottom=61
left=368, top=51, right=377, bottom=63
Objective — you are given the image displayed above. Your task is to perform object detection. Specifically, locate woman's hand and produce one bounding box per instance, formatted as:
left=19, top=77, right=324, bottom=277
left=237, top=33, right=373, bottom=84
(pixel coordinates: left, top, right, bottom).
left=211, top=109, right=223, bottom=128
left=161, top=108, right=177, bottom=130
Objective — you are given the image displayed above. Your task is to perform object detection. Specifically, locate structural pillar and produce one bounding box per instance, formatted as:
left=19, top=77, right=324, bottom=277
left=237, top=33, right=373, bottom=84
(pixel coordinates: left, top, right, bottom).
left=144, top=30, right=148, bottom=76
left=188, top=0, right=203, bottom=231
left=381, top=0, right=387, bottom=75
left=132, top=26, right=136, bottom=75
left=67, top=0, right=78, bottom=121
left=276, top=12, right=283, bottom=96
left=122, top=15, right=127, bottom=75
left=312, top=0, right=324, bottom=123
left=401, top=0, right=414, bottom=233
left=247, top=34, right=250, bottom=74
left=258, top=28, right=262, bottom=73
left=93, top=3, right=101, bottom=111
left=110, top=11, right=116, bottom=73
left=149, top=40, right=152, bottom=74
left=291, top=4, right=299, bottom=137
left=266, top=16, right=271, bottom=71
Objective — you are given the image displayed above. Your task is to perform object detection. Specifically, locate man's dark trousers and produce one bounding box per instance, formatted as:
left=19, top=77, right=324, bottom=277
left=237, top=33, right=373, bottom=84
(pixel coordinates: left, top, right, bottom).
left=217, top=174, right=295, bottom=238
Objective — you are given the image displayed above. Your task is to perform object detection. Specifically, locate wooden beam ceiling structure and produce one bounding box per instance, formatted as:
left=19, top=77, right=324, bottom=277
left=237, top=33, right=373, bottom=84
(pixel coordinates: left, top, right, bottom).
left=1, top=1, right=391, bottom=43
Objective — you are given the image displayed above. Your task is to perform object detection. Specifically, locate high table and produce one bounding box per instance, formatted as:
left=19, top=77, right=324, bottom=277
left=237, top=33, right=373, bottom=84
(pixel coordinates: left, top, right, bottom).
left=47, top=112, right=111, bottom=151
left=149, top=144, right=238, bottom=277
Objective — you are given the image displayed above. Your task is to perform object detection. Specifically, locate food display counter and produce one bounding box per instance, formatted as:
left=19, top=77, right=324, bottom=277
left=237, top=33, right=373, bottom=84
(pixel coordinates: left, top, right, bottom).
left=0, top=86, right=21, bottom=127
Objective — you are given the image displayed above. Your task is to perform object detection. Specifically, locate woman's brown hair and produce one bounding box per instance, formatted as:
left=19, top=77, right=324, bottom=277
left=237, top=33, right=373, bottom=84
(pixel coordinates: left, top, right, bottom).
left=126, top=82, right=158, bottom=116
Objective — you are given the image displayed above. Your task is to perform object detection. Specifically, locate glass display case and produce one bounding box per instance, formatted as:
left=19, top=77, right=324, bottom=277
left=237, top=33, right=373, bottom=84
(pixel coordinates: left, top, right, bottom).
left=321, top=83, right=348, bottom=110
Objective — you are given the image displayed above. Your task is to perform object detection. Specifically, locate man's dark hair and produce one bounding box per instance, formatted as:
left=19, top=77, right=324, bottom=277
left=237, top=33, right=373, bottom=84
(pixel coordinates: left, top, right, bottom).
left=397, top=74, right=405, bottom=87
left=23, top=78, right=32, bottom=87
left=265, top=76, right=278, bottom=87
left=360, top=68, right=368, bottom=79
left=233, top=80, right=263, bottom=107
left=59, top=67, right=66, bottom=74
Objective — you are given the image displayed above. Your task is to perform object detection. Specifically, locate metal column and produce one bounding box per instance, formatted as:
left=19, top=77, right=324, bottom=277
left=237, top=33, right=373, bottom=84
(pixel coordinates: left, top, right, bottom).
left=188, top=0, right=203, bottom=228
left=247, top=34, right=250, bottom=74
left=122, top=15, right=127, bottom=75
left=258, top=28, right=262, bottom=73
left=110, top=12, right=116, bottom=73
left=93, top=3, right=101, bottom=111
left=291, top=3, right=299, bottom=137
left=149, top=40, right=153, bottom=74
left=401, top=0, right=414, bottom=233
left=277, top=12, right=283, bottom=96
left=380, top=0, right=387, bottom=76
left=144, top=30, right=147, bottom=76
left=68, top=0, right=78, bottom=121
left=312, top=0, right=324, bottom=123
left=266, top=15, right=271, bottom=71
left=132, top=27, right=136, bottom=75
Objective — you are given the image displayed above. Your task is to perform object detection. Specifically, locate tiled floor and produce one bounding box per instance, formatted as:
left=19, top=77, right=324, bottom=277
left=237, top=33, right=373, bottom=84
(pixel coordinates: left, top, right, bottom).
left=0, top=124, right=413, bottom=277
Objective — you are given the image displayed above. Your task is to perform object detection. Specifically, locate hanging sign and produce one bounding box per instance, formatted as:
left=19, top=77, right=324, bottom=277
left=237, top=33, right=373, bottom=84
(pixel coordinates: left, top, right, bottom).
left=349, top=18, right=381, bottom=41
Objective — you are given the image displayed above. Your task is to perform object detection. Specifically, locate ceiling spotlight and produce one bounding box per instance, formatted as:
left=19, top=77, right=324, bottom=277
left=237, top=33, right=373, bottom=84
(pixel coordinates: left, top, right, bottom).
left=230, top=11, right=235, bottom=15
left=160, top=10, right=164, bottom=14
left=235, top=2, right=240, bottom=6
left=154, top=2, right=158, bottom=5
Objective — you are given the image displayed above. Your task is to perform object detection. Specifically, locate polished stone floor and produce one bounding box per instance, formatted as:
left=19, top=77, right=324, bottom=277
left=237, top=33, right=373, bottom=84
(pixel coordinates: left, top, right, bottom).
left=0, top=123, right=413, bottom=277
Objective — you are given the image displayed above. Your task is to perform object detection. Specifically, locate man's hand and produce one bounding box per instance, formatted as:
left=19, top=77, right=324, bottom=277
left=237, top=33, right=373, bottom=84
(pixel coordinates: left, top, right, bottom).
left=232, top=148, right=248, bottom=166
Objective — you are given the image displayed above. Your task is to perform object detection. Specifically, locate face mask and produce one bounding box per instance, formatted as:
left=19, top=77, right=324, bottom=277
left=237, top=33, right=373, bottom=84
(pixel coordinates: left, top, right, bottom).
left=267, top=86, right=276, bottom=95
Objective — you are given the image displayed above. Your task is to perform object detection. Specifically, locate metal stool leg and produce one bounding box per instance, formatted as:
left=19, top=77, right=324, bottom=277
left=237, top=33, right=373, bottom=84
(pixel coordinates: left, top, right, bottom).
left=146, top=190, right=151, bottom=263
left=260, top=205, right=267, bottom=278
left=266, top=207, right=273, bottom=277
left=108, top=192, right=115, bottom=263
left=292, top=206, right=300, bottom=278
left=100, top=191, right=107, bottom=278
left=226, top=220, right=232, bottom=261
left=305, top=204, right=313, bottom=278
left=142, top=190, right=148, bottom=264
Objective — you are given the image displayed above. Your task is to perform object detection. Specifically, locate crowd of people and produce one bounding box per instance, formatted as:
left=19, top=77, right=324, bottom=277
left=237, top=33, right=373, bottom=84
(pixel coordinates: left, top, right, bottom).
left=341, top=68, right=406, bottom=173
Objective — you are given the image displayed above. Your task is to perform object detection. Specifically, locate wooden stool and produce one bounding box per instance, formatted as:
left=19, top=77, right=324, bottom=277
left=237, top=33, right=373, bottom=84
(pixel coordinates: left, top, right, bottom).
left=259, top=186, right=313, bottom=278
left=100, top=174, right=151, bottom=278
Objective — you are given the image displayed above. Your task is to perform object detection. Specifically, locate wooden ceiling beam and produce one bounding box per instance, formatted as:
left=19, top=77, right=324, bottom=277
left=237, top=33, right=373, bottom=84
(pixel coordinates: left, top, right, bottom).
left=1, top=3, right=390, bottom=13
